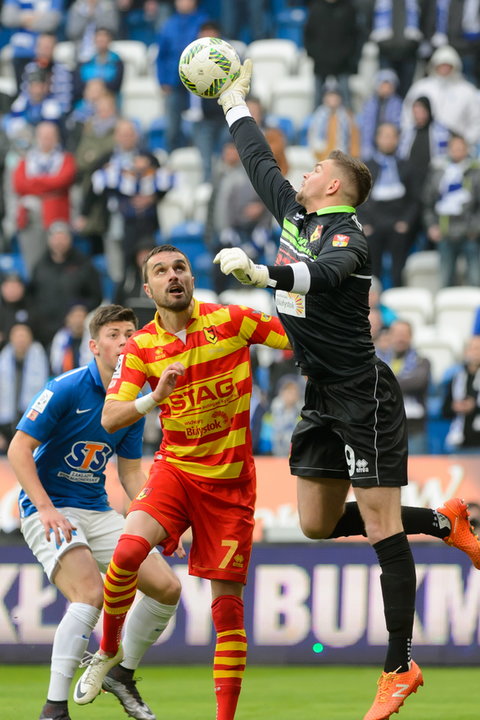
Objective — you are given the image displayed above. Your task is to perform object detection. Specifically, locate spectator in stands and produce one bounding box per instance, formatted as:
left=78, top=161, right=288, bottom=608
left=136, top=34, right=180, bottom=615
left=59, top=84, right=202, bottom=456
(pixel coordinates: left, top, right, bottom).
left=29, top=221, right=102, bottom=348
left=73, top=26, right=124, bottom=103
left=220, top=0, right=267, bottom=43
left=75, top=117, right=142, bottom=276
left=20, top=32, right=74, bottom=116
left=1, top=0, right=64, bottom=90
left=304, top=0, right=361, bottom=108
left=268, top=375, right=304, bottom=457
left=13, top=121, right=76, bottom=275
left=156, top=0, right=208, bottom=151
left=113, top=236, right=156, bottom=327
left=206, top=141, right=275, bottom=293
left=422, top=0, right=480, bottom=86
left=86, top=149, right=173, bottom=272
left=0, top=321, right=49, bottom=453
left=402, top=45, right=480, bottom=147
left=358, top=68, right=403, bottom=160
left=66, top=0, right=120, bottom=63
left=188, top=19, right=232, bottom=181
left=368, top=0, right=423, bottom=97
left=50, top=302, right=90, bottom=375
left=67, top=79, right=111, bottom=155
left=398, top=95, right=450, bottom=249
left=377, top=319, right=431, bottom=454
left=0, top=272, right=35, bottom=351
left=442, top=335, right=480, bottom=452
left=307, top=81, right=360, bottom=161
left=5, top=66, right=63, bottom=143
left=357, top=122, right=417, bottom=287
left=422, top=133, right=480, bottom=288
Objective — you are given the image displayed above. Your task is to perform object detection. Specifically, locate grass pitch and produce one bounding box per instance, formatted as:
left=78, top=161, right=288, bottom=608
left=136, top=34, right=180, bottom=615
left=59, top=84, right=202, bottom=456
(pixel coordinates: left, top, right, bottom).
left=0, top=664, right=477, bottom=720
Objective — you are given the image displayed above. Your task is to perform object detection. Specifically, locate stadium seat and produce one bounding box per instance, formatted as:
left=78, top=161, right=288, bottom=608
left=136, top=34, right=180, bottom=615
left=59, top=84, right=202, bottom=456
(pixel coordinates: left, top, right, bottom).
left=0, top=75, right=16, bottom=98
left=402, top=251, right=441, bottom=295
left=349, top=41, right=379, bottom=112
left=269, top=75, right=316, bottom=131
left=0, top=252, right=28, bottom=281
left=248, top=38, right=299, bottom=105
left=92, top=254, right=115, bottom=302
left=157, top=189, right=190, bottom=236
left=218, top=288, right=275, bottom=314
left=434, top=286, right=480, bottom=347
left=110, top=40, right=148, bottom=79
left=284, top=145, right=316, bottom=190
left=167, top=146, right=203, bottom=192
left=121, top=77, right=165, bottom=130
left=380, top=287, right=434, bottom=330
left=53, top=41, right=76, bottom=70
left=193, top=288, right=219, bottom=304
left=191, top=182, right=213, bottom=225
left=146, top=116, right=167, bottom=151
left=275, top=7, right=307, bottom=47
left=413, top=327, right=460, bottom=385
left=265, top=114, right=296, bottom=143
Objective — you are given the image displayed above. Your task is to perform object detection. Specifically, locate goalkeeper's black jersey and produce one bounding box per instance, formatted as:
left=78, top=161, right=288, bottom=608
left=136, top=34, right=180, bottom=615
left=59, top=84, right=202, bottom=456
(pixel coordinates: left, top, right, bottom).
left=230, top=116, right=376, bottom=385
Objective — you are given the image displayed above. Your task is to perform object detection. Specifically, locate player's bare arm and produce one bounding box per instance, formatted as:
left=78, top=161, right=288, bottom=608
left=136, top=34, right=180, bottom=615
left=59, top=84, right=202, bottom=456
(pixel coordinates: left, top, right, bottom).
left=7, top=430, right=77, bottom=544
left=102, top=361, right=186, bottom=433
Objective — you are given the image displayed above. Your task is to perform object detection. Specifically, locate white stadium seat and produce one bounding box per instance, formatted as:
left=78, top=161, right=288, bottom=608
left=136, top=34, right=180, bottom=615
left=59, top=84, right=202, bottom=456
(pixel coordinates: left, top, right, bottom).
left=53, top=41, right=76, bottom=70
left=219, top=288, right=275, bottom=314
left=380, top=287, right=434, bottom=330
left=110, top=40, right=148, bottom=79
left=157, top=189, right=190, bottom=236
left=434, top=286, right=480, bottom=348
left=402, top=251, right=441, bottom=295
left=121, top=77, right=164, bottom=130
left=413, top=326, right=460, bottom=384
left=285, top=145, right=316, bottom=190
left=167, top=146, right=204, bottom=192
left=269, top=75, right=316, bottom=130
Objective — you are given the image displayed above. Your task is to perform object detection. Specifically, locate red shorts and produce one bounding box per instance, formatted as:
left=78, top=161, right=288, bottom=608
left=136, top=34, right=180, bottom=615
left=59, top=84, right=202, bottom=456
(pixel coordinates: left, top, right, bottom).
left=128, top=460, right=256, bottom=584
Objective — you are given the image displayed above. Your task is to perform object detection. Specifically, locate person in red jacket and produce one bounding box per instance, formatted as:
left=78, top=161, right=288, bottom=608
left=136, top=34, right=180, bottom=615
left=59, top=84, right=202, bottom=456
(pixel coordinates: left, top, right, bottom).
left=13, top=121, right=76, bottom=275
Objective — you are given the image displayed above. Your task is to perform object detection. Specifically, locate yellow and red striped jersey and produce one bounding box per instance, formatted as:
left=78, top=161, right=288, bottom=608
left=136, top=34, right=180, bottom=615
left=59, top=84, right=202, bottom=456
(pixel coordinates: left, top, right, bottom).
left=107, top=299, right=289, bottom=482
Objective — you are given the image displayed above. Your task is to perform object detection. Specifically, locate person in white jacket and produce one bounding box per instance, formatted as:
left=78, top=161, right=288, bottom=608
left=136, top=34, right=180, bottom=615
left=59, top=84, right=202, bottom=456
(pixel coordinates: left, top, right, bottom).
left=402, top=44, right=480, bottom=147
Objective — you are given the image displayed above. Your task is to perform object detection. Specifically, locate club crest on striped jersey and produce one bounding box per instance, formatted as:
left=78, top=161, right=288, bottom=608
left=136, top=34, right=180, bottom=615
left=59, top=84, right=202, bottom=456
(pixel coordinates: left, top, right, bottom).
left=309, top=224, right=323, bottom=243
left=332, top=234, right=350, bottom=247
left=204, top=326, right=218, bottom=344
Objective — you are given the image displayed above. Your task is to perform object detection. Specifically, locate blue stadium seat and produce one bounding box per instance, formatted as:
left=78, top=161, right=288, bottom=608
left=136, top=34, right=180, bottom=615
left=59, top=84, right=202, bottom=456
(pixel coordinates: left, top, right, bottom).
left=265, top=114, right=296, bottom=144
left=147, top=116, right=167, bottom=151
left=92, top=254, right=115, bottom=302
left=167, top=222, right=213, bottom=289
left=275, top=8, right=307, bottom=47
left=0, top=252, right=28, bottom=281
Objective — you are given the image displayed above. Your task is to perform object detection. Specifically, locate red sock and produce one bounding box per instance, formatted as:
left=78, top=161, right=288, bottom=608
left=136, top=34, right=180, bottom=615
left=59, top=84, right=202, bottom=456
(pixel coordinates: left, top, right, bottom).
left=211, top=595, right=247, bottom=720
left=100, top=533, right=151, bottom=655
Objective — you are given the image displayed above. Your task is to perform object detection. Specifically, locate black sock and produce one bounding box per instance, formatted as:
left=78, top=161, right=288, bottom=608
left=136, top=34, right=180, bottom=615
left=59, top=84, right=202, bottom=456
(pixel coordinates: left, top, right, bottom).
left=45, top=700, right=68, bottom=705
left=113, top=663, right=134, bottom=679
left=373, top=532, right=416, bottom=674
left=328, top=502, right=450, bottom=539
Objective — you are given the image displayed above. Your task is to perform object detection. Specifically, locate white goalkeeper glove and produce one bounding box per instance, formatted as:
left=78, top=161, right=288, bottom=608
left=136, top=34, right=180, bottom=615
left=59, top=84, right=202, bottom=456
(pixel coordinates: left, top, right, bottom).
left=217, top=59, right=253, bottom=115
left=213, top=247, right=270, bottom=288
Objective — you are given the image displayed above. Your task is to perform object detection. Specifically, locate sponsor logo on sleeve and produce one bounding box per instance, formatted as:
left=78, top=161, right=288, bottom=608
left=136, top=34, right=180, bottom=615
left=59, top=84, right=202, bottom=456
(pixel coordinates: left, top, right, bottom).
left=112, top=354, right=124, bottom=379
left=332, top=234, right=350, bottom=247
left=31, top=389, right=53, bottom=414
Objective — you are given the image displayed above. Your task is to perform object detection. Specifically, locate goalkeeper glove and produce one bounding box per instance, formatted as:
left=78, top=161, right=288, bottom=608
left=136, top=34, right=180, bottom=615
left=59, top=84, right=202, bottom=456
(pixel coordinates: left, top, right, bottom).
left=217, top=59, right=253, bottom=114
left=213, top=248, right=270, bottom=288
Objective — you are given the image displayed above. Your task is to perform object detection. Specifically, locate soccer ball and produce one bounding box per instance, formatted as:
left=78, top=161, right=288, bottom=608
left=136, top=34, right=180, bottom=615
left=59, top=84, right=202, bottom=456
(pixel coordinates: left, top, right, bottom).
left=178, top=37, right=241, bottom=99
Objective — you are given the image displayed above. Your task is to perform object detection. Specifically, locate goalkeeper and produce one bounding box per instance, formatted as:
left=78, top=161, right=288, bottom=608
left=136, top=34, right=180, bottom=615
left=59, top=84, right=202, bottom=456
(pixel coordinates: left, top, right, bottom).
left=214, top=61, right=480, bottom=720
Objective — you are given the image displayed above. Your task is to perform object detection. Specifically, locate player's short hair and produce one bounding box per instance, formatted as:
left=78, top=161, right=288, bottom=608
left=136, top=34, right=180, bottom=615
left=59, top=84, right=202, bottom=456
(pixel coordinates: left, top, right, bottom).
left=328, top=150, right=372, bottom=207
left=142, top=244, right=193, bottom=283
left=89, top=304, right=138, bottom=339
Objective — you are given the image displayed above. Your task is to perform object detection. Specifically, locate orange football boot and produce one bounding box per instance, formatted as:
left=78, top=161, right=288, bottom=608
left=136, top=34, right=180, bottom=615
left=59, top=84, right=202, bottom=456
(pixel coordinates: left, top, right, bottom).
left=437, top=498, right=480, bottom=569
left=363, top=660, right=424, bottom=720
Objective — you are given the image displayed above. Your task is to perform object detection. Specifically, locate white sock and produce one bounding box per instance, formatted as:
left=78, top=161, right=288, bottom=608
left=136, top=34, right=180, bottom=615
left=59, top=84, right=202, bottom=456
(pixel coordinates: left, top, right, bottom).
left=122, top=595, right=178, bottom=670
left=47, top=602, right=100, bottom=701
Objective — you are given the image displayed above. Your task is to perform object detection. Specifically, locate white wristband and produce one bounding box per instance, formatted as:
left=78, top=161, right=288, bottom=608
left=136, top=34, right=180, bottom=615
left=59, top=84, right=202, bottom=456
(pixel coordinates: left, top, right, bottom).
left=134, top=393, right=158, bottom=415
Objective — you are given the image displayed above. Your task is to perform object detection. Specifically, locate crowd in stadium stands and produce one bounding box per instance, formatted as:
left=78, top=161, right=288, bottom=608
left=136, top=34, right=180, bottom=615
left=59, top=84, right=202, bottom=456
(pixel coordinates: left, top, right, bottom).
left=2, top=0, right=480, bottom=456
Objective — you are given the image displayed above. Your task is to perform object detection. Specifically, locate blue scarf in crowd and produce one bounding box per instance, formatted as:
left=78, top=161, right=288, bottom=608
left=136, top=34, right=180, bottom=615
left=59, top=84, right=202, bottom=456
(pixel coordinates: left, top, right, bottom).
left=370, top=151, right=406, bottom=201
left=371, top=0, right=422, bottom=41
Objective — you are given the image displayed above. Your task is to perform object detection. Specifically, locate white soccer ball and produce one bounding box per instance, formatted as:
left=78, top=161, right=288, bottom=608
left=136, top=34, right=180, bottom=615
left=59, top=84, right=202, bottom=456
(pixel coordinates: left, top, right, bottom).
left=178, top=37, right=241, bottom=99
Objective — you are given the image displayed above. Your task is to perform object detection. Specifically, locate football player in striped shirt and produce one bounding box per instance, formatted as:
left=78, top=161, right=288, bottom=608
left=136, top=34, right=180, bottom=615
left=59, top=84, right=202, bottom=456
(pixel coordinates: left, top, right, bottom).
left=74, top=244, right=290, bottom=720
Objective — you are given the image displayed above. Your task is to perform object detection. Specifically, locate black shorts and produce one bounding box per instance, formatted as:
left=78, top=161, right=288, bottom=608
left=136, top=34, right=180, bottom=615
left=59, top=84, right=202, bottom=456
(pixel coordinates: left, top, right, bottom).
left=289, top=360, right=408, bottom=488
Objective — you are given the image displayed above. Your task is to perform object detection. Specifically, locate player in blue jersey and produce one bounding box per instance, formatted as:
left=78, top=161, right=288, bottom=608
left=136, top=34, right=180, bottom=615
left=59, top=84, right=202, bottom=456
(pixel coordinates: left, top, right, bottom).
left=7, top=304, right=182, bottom=720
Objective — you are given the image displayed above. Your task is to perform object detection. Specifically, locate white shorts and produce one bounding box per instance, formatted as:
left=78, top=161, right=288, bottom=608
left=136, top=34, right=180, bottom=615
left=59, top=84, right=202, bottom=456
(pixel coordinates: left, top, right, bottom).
left=21, top=507, right=125, bottom=582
